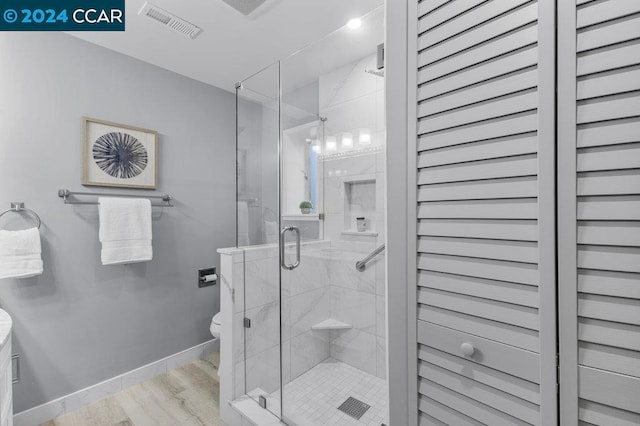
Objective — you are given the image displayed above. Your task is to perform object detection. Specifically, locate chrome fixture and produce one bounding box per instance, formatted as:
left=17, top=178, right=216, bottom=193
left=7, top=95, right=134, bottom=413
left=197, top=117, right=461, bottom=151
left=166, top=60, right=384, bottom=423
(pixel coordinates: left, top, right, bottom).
left=365, top=69, right=384, bottom=77
left=58, top=189, right=173, bottom=207
left=356, top=243, right=385, bottom=272
left=280, top=226, right=301, bottom=270
left=0, top=203, right=41, bottom=229
left=198, top=267, right=217, bottom=288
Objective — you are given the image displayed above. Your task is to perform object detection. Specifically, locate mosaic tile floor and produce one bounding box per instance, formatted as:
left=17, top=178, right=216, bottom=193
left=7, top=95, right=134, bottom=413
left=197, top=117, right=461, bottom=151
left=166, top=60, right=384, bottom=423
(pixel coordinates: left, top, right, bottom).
left=272, top=358, right=388, bottom=426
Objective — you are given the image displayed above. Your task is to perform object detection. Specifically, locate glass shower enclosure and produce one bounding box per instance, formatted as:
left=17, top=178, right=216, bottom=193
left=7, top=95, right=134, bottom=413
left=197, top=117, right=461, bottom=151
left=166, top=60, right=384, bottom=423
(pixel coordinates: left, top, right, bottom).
left=234, top=7, right=387, bottom=425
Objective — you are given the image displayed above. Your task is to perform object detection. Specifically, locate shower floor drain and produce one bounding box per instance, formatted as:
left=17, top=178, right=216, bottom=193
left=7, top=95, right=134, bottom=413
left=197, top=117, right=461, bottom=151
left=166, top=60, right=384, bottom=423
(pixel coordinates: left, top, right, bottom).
left=337, top=396, right=371, bottom=420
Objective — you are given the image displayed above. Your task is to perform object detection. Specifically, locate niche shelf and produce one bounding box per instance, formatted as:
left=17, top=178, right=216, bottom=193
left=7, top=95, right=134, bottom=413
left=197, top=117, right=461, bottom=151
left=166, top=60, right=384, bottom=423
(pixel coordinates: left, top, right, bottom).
left=282, top=213, right=320, bottom=222
left=341, top=230, right=378, bottom=237
left=311, top=319, right=352, bottom=331
left=343, top=174, right=377, bottom=234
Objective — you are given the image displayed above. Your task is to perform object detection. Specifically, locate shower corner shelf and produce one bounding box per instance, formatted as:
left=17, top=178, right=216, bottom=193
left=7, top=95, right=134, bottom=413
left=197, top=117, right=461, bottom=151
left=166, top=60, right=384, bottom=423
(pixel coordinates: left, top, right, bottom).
left=312, top=319, right=352, bottom=331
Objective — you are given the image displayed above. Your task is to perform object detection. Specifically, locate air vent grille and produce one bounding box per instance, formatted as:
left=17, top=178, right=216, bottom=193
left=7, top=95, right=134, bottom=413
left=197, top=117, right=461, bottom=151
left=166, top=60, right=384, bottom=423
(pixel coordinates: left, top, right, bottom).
left=138, top=2, right=202, bottom=39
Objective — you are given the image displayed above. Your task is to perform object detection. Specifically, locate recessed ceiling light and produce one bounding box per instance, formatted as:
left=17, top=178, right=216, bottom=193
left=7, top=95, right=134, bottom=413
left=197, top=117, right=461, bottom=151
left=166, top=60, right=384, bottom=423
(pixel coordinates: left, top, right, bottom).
left=347, top=18, right=362, bottom=30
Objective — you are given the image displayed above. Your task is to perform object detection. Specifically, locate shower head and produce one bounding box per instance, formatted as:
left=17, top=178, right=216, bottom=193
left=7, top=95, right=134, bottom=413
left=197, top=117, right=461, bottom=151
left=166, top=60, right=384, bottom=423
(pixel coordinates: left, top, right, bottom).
left=365, top=69, right=384, bottom=78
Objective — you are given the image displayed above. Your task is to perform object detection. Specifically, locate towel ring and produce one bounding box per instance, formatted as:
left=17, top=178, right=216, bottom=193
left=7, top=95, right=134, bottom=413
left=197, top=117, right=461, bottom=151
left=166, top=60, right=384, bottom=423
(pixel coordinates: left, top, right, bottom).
left=0, top=203, right=41, bottom=229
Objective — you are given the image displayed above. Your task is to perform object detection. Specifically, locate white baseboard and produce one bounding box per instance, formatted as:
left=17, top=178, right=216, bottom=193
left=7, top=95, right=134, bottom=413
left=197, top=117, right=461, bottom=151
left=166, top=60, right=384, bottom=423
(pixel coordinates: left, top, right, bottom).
left=14, top=338, right=219, bottom=426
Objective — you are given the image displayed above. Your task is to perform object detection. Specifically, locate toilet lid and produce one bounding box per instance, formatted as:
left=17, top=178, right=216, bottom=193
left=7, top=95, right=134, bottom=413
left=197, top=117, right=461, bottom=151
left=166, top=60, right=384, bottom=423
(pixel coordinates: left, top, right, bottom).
left=212, top=312, right=222, bottom=326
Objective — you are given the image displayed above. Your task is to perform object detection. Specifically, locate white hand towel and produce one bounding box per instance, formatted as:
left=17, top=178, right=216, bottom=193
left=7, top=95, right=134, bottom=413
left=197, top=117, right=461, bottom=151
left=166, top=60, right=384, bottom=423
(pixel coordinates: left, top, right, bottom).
left=98, top=197, right=152, bottom=265
left=0, top=227, right=43, bottom=279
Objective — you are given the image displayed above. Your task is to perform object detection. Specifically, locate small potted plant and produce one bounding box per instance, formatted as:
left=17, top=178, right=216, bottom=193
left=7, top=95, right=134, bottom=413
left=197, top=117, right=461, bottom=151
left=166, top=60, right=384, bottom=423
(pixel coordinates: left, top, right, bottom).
left=299, top=201, right=312, bottom=214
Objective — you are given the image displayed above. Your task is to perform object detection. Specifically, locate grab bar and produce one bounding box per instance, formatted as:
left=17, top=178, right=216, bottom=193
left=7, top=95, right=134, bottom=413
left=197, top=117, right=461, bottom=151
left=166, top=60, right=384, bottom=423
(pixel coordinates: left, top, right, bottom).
left=356, top=243, right=385, bottom=272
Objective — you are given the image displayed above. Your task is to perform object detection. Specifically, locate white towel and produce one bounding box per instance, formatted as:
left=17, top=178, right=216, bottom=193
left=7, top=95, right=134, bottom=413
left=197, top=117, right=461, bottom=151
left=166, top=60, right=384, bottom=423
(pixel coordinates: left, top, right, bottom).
left=0, top=227, right=43, bottom=279
left=98, top=197, right=152, bottom=265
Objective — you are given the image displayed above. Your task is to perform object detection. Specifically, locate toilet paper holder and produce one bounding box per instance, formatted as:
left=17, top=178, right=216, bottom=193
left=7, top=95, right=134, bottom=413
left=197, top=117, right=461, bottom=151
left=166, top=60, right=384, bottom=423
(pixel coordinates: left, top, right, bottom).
left=198, top=267, right=217, bottom=288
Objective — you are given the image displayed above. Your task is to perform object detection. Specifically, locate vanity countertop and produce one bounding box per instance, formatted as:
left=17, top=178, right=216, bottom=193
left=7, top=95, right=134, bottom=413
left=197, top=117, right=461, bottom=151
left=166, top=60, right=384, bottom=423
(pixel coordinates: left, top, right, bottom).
left=0, top=309, right=12, bottom=348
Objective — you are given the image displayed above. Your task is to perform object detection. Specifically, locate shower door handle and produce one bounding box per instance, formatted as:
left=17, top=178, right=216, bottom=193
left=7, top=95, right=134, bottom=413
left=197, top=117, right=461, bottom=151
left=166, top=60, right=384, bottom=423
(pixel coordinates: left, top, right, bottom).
left=280, top=226, right=301, bottom=270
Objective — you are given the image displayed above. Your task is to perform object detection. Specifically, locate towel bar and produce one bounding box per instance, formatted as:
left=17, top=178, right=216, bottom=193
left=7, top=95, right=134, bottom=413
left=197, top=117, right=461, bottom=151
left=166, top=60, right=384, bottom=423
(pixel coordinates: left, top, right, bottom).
left=0, top=203, right=42, bottom=229
left=58, top=189, right=173, bottom=207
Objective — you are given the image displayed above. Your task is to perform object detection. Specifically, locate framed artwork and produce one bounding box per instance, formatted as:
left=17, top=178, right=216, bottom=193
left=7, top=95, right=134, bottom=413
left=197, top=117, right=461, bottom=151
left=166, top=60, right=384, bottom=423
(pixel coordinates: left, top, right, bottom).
left=82, top=117, right=158, bottom=189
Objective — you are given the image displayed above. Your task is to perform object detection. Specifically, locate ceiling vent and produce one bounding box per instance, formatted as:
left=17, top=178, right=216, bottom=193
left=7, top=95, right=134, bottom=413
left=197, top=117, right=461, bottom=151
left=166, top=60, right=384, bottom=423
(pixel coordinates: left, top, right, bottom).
left=220, top=0, right=267, bottom=16
left=138, top=2, right=203, bottom=39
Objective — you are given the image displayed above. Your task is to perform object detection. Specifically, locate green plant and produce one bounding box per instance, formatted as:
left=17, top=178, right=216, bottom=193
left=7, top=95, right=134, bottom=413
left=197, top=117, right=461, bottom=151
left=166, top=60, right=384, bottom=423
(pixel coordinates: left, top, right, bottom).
left=299, top=201, right=312, bottom=209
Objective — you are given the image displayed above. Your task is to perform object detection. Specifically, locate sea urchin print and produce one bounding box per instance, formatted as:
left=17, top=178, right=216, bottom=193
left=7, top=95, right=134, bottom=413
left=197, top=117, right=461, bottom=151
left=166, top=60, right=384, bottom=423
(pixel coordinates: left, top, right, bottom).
left=92, top=132, right=148, bottom=179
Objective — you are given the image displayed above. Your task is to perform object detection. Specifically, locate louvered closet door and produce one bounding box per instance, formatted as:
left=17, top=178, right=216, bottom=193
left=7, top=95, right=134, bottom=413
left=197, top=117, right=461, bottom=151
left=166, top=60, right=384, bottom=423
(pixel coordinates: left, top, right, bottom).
left=558, top=1, right=640, bottom=425
left=414, top=0, right=557, bottom=425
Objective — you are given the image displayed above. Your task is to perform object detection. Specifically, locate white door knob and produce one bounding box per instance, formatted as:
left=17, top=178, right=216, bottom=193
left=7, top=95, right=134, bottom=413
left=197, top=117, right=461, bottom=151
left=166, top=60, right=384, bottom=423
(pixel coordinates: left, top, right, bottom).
left=460, top=342, right=475, bottom=357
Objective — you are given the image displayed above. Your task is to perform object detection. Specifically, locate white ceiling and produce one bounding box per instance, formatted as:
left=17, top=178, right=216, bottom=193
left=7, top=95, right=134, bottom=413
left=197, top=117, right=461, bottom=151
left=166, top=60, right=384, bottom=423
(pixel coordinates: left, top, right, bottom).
left=68, top=0, right=384, bottom=92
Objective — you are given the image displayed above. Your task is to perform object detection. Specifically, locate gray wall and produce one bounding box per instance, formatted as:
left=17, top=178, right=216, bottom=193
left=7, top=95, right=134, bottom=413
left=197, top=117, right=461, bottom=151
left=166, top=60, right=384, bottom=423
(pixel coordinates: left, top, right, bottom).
left=0, top=33, right=236, bottom=412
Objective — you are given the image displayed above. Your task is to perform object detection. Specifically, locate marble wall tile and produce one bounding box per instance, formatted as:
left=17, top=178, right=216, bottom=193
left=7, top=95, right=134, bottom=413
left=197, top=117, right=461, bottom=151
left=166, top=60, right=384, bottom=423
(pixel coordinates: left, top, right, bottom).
left=346, top=180, right=376, bottom=231
left=290, top=287, right=330, bottom=338
left=243, top=257, right=280, bottom=310
left=244, top=344, right=281, bottom=395
left=324, top=95, right=378, bottom=141
left=232, top=261, right=245, bottom=314
left=281, top=338, right=291, bottom=387
left=240, top=244, right=280, bottom=262
left=244, top=301, right=280, bottom=358
left=288, top=252, right=330, bottom=296
left=323, top=177, right=345, bottom=215
left=234, top=361, right=246, bottom=399
left=323, top=213, right=343, bottom=242
left=290, top=330, right=330, bottom=380
left=376, top=336, right=387, bottom=380
left=341, top=233, right=379, bottom=243
left=319, top=55, right=378, bottom=111
left=323, top=153, right=377, bottom=178
left=330, top=286, right=375, bottom=334
left=376, top=86, right=385, bottom=132
left=328, top=251, right=376, bottom=294
left=375, top=172, right=386, bottom=215
left=330, top=240, right=377, bottom=254
left=375, top=212, right=386, bottom=243
left=329, top=329, right=377, bottom=376
left=233, top=311, right=245, bottom=362
left=376, top=151, right=386, bottom=174
left=375, top=255, right=385, bottom=296
left=280, top=294, right=291, bottom=346
left=376, top=295, right=386, bottom=339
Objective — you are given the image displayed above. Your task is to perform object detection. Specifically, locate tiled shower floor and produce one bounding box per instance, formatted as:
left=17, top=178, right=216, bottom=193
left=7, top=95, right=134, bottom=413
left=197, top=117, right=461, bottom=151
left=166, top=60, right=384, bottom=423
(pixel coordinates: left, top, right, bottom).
left=272, top=359, right=388, bottom=426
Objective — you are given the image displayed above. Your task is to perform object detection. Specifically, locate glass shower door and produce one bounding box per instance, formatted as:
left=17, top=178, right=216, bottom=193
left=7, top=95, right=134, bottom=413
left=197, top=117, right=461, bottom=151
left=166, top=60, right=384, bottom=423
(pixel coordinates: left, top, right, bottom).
left=236, top=61, right=282, bottom=418
left=235, top=7, right=387, bottom=424
left=279, top=7, right=388, bottom=425
left=279, top=115, right=329, bottom=425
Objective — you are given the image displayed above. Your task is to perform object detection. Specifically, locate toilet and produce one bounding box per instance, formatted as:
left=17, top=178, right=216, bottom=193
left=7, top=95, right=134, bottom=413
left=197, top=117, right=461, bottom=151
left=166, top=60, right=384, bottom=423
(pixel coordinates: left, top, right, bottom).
left=210, top=312, right=221, bottom=339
